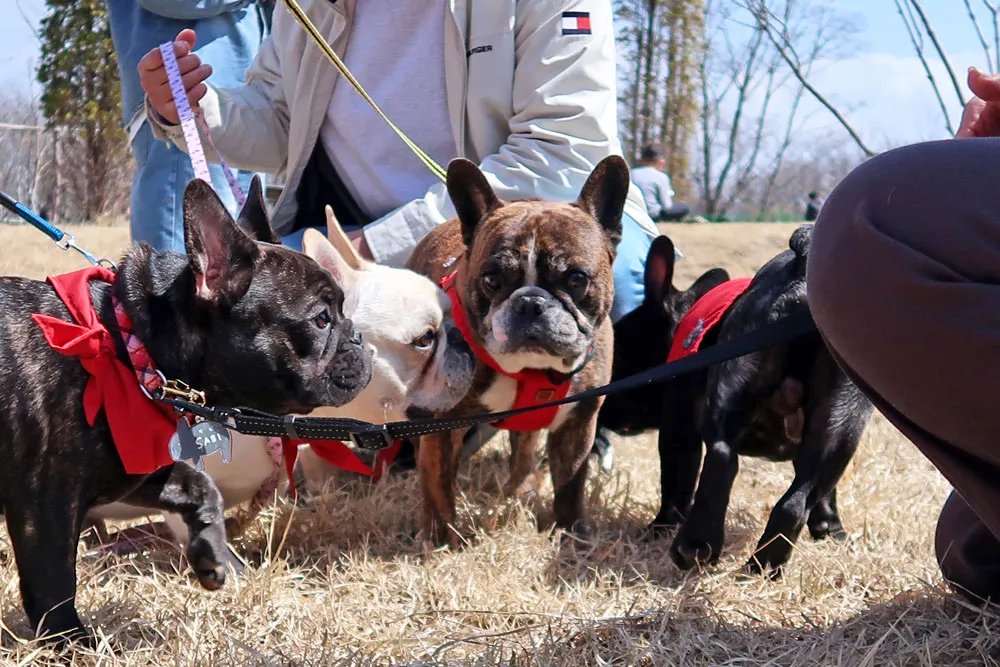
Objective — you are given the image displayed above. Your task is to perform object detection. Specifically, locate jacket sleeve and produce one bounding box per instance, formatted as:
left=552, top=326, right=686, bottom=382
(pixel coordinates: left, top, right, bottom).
left=136, top=0, right=252, bottom=20
left=146, top=21, right=291, bottom=175
left=363, top=0, right=624, bottom=267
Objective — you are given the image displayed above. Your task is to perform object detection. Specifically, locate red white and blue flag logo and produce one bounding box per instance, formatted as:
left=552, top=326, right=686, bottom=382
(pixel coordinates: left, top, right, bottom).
left=562, top=11, right=592, bottom=35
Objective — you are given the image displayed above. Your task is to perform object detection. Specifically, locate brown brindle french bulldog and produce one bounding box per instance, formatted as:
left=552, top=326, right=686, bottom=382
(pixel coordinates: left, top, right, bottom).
left=405, top=156, right=629, bottom=545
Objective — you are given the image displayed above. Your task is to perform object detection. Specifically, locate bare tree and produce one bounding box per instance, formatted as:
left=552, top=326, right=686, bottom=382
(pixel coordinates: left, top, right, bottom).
left=694, top=0, right=866, bottom=220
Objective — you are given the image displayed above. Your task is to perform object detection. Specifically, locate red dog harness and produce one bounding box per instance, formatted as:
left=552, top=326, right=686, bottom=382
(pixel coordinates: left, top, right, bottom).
left=668, top=278, right=753, bottom=362
left=440, top=271, right=578, bottom=432
left=32, top=266, right=178, bottom=474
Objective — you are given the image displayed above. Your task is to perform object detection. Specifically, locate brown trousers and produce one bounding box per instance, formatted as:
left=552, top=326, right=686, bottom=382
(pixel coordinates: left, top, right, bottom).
left=807, top=137, right=1000, bottom=603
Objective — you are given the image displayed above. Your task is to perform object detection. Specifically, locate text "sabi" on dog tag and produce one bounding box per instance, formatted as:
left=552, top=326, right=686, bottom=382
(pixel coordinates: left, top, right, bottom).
left=168, top=419, right=233, bottom=471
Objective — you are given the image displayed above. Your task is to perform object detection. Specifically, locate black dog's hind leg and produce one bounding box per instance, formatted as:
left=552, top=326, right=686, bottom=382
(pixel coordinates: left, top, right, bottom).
left=669, top=373, right=756, bottom=570
left=5, top=493, right=90, bottom=645
left=744, top=375, right=872, bottom=577
left=648, top=381, right=703, bottom=536
left=120, top=463, right=230, bottom=589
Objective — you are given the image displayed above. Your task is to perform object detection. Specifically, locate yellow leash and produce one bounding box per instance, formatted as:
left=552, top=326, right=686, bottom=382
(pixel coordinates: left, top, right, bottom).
left=279, top=0, right=448, bottom=183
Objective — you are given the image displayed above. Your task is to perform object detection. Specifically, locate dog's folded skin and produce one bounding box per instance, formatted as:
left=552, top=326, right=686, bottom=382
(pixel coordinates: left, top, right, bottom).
left=406, top=156, right=629, bottom=546
left=598, top=225, right=874, bottom=576
left=0, top=177, right=372, bottom=645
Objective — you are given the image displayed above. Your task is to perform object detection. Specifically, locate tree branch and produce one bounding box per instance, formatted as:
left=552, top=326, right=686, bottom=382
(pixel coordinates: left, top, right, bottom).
left=905, top=0, right=966, bottom=108
left=965, top=0, right=994, bottom=71
left=748, top=1, right=877, bottom=158
left=896, top=0, right=955, bottom=134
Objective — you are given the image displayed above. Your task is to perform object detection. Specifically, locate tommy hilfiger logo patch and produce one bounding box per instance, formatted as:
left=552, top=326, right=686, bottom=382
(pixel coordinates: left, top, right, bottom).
left=561, top=11, right=592, bottom=35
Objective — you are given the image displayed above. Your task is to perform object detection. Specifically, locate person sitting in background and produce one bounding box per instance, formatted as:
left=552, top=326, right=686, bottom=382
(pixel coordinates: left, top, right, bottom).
left=631, top=144, right=691, bottom=222
left=107, top=0, right=271, bottom=253
left=805, top=191, right=823, bottom=221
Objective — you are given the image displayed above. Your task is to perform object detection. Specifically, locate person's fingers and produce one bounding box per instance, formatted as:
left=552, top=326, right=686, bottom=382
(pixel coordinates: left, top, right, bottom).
left=175, top=29, right=197, bottom=52
left=189, top=82, right=208, bottom=106
left=956, top=98, right=986, bottom=138
left=968, top=67, right=1000, bottom=102
left=174, top=54, right=204, bottom=76
left=180, top=64, right=213, bottom=92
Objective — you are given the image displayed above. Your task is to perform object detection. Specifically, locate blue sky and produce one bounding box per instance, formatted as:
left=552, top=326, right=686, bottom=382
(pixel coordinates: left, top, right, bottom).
left=0, top=1, right=983, bottom=145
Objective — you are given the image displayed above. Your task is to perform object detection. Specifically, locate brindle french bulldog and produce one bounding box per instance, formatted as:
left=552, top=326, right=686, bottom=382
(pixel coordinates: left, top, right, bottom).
left=405, top=156, right=628, bottom=546
left=0, top=177, right=371, bottom=644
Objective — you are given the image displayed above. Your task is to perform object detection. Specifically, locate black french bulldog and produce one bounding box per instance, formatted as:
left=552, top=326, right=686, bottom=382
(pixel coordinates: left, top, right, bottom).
left=599, top=225, right=874, bottom=576
left=0, top=177, right=372, bottom=644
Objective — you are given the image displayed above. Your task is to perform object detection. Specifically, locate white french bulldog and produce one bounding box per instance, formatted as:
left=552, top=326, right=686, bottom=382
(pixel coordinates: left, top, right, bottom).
left=89, top=207, right=476, bottom=546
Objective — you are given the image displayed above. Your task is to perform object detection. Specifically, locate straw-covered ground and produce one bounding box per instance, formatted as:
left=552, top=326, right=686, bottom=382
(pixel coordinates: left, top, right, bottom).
left=0, top=221, right=995, bottom=666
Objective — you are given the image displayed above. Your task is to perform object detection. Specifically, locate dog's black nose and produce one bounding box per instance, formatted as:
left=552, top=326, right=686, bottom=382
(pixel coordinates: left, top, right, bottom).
left=447, top=325, right=468, bottom=349
left=513, top=294, right=547, bottom=318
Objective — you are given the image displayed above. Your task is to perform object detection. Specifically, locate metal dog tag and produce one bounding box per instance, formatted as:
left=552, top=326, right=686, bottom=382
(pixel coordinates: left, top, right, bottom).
left=190, top=420, right=233, bottom=464
left=169, top=418, right=204, bottom=471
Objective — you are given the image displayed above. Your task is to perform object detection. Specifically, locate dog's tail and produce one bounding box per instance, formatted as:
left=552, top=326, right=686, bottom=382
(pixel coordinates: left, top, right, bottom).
left=789, top=224, right=813, bottom=272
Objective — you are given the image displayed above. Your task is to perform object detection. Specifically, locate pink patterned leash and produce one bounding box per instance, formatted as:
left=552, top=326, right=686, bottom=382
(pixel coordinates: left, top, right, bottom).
left=158, top=42, right=246, bottom=209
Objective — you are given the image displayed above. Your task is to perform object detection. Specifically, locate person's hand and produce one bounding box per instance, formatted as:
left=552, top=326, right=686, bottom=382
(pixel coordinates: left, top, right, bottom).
left=137, top=29, right=213, bottom=126
left=956, top=67, right=1000, bottom=138
left=346, top=229, right=373, bottom=261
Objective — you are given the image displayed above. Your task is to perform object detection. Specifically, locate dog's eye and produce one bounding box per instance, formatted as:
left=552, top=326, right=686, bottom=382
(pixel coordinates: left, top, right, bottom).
left=412, top=329, right=436, bottom=351
left=566, top=270, right=589, bottom=291
left=481, top=272, right=501, bottom=293
left=313, top=309, right=332, bottom=329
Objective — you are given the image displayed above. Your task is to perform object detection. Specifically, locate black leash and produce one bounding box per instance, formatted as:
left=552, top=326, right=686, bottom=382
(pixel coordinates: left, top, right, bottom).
left=157, top=311, right=818, bottom=449
left=2, top=191, right=818, bottom=449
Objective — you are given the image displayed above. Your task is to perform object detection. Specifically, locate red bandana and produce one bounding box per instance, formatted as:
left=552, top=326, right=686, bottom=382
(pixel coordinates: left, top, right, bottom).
left=440, top=271, right=572, bottom=432
left=667, top=278, right=753, bottom=362
left=31, top=267, right=177, bottom=475
left=279, top=437, right=401, bottom=496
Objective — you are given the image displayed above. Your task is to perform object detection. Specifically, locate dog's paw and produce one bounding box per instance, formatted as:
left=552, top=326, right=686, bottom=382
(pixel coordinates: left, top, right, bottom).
left=186, top=537, right=228, bottom=591
left=808, top=519, right=847, bottom=542
left=670, top=531, right=721, bottom=571
left=740, top=557, right=784, bottom=582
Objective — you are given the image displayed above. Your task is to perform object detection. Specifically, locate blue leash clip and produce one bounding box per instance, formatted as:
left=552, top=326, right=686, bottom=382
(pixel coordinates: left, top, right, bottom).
left=0, top=190, right=115, bottom=270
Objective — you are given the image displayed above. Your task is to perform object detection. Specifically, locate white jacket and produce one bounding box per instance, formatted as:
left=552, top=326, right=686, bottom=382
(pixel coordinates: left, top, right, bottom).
left=150, top=0, right=658, bottom=266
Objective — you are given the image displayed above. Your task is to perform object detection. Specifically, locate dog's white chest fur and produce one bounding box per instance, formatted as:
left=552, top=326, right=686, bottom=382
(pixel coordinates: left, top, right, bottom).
left=479, top=375, right=574, bottom=431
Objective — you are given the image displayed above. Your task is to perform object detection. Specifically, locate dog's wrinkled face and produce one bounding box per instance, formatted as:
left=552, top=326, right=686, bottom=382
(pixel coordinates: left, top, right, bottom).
left=173, top=178, right=372, bottom=414
left=302, top=229, right=475, bottom=422
left=448, top=156, right=629, bottom=374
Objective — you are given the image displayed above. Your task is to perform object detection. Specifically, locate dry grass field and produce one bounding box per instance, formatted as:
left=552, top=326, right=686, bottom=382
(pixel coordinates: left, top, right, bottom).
left=0, top=220, right=996, bottom=666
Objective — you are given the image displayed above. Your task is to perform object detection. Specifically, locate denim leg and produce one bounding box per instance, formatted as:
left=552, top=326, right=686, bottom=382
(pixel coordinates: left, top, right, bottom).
left=610, top=212, right=653, bottom=323
left=129, top=121, right=264, bottom=254
left=280, top=225, right=326, bottom=253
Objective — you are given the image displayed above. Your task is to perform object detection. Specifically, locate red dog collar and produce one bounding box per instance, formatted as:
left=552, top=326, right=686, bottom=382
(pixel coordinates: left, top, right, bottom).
left=668, top=278, right=753, bottom=362
left=32, top=267, right=178, bottom=474
left=440, top=271, right=578, bottom=432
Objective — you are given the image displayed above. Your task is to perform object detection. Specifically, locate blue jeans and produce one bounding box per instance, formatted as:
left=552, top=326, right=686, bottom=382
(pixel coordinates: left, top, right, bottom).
left=130, top=121, right=263, bottom=253
left=282, top=212, right=651, bottom=324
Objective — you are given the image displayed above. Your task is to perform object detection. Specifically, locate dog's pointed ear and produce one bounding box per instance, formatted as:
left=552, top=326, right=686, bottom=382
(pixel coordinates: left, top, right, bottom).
left=235, top=176, right=278, bottom=244
left=576, top=155, right=629, bottom=249
left=644, top=235, right=676, bottom=314
left=183, top=178, right=259, bottom=306
left=303, top=227, right=359, bottom=289
left=447, top=158, right=501, bottom=248
left=324, top=206, right=367, bottom=271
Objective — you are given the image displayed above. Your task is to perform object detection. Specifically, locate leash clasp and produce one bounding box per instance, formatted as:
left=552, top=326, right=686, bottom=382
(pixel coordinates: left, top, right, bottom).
left=350, top=423, right=393, bottom=450
left=157, top=379, right=207, bottom=407
left=55, top=232, right=117, bottom=271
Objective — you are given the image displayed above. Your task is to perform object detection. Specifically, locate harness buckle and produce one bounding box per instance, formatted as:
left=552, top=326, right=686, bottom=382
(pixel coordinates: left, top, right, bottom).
left=349, top=423, right=394, bottom=450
